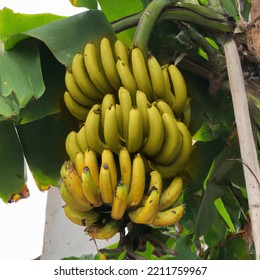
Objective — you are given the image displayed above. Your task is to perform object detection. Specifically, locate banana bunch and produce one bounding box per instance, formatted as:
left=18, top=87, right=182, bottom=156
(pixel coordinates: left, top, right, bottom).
left=60, top=36, right=194, bottom=239
left=63, top=36, right=191, bottom=123
left=59, top=141, right=186, bottom=239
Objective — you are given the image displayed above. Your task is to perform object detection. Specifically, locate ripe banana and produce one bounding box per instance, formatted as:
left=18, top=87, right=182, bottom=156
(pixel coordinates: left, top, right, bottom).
left=162, top=65, right=175, bottom=109
left=63, top=204, right=100, bottom=226
left=65, top=70, right=97, bottom=107
left=128, top=171, right=162, bottom=224
left=152, top=204, right=185, bottom=226
left=101, top=149, right=118, bottom=190
left=60, top=182, right=93, bottom=211
left=141, top=105, right=164, bottom=157
left=84, top=148, right=100, bottom=187
left=168, top=64, right=187, bottom=115
left=118, top=146, right=132, bottom=187
left=103, top=105, right=122, bottom=154
left=127, top=153, right=146, bottom=207
left=100, top=37, right=121, bottom=90
left=82, top=166, right=103, bottom=207
left=84, top=42, right=114, bottom=94
left=154, top=99, right=175, bottom=119
left=99, top=163, right=113, bottom=204
left=65, top=131, right=81, bottom=160
left=76, top=125, right=89, bottom=153
left=114, top=39, right=130, bottom=69
left=74, top=151, right=85, bottom=177
left=111, top=182, right=129, bottom=220
left=60, top=160, right=91, bottom=208
left=149, top=121, right=192, bottom=178
left=148, top=55, right=173, bottom=107
left=131, top=47, right=154, bottom=102
left=136, top=90, right=150, bottom=137
left=153, top=113, right=183, bottom=165
left=64, top=90, right=90, bottom=121
left=85, top=219, right=121, bottom=240
left=118, top=87, right=132, bottom=141
left=116, top=59, right=138, bottom=104
left=159, top=176, right=183, bottom=211
left=115, top=104, right=124, bottom=139
left=71, top=52, right=103, bottom=101
left=101, top=93, right=116, bottom=127
left=85, top=104, right=108, bottom=155
left=127, top=106, right=144, bottom=153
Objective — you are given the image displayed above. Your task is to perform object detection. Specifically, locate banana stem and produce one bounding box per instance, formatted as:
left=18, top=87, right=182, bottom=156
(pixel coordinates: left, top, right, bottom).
left=224, top=39, right=260, bottom=260
left=133, top=0, right=178, bottom=54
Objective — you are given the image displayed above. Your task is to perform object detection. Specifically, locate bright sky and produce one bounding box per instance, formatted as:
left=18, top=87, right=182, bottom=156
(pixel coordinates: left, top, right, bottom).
left=0, top=0, right=87, bottom=260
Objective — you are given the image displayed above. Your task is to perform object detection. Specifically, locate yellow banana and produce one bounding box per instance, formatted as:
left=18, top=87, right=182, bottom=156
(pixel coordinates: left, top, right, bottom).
left=103, top=105, right=122, bottom=154
left=118, top=87, right=132, bottom=141
left=82, top=166, right=103, bottom=207
left=99, top=163, right=113, bottom=204
left=116, top=59, right=138, bottom=104
left=136, top=90, right=150, bottom=137
left=64, top=90, right=90, bottom=121
left=115, top=104, right=124, bottom=139
left=60, top=160, right=91, bottom=208
left=85, top=219, right=121, bottom=240
left=127, top=106, right=144, bottom=153
left=118, top=146, right=132, bottom=187
left=148, top=55, right=174, bottom=107
left=128, top=171, right=162, bottom=224
left=63, top=205, right=100, bottom=226
left=76, top=125, right=89, bottom=153
left=162, top=65, right=175, bottom=109
left=127, top=153, right=146, bottom=207
left=71, top=53, right=103, bottom=101
left=60, top=182, right=93, bottom=211
left=65, top=70, right=97, bottom=107
left=168, top=64, right=187, bottom=115
left=149, top=121, right=192, bottom=178
left=111, top=182, right=129, bottom=220
left=152, top=204, right=185, bottom=226
left=154, top=99, right=175, bottom=119
left=101, top=93, right=116, bottom=127
left=153, top=113, right=183, bottom=165
left=141, top=105, right=164, bottom=157
left=100, top=37, right=121, bottom=90
left=84, top=148, right=100, bottom=187
left=65, top=131, right=81, bottom=160
left=131, top=47, right=154, bottom=102
left=85, top=104, right=108, bottom=155
left=84, top=42, right=114, bottom=94
left=101, top=149, right=118, bottom=190
left=159, top=176, right=183, bottom=211
left=74, top=151, right=85, bottom=177
left=114, top=39, right=130, bottom=69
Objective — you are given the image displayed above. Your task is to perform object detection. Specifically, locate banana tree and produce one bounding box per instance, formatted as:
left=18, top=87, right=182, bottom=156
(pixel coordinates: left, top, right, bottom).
left=0, top=0, right=259, bottom=260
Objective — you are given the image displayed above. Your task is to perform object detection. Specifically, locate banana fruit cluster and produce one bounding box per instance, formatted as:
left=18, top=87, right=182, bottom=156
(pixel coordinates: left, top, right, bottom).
left=63, top=37, right=191, bottom=123
left=60, top=145, right=185, bottom=239
left=60, top=36, right=192, bottom=239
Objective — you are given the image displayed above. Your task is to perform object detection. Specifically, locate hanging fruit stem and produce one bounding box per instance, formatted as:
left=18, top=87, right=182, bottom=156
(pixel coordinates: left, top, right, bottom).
left=133, top=0, right=178, bottom=54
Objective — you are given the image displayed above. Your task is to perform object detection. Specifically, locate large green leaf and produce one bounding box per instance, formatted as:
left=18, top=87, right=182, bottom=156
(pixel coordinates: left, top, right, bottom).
left=0, top=120, right=25, bottom=202
left=0, top=8, right=65, bottom=43
left=195, top=182, right=224, bottom=238
left=98, top=0, right=143, bottom=46
left=19, top=44, right=66, bottom=124
left=6, top=10, right=115, bottom=67
left=0, top=39, right=45, bottom=109
left=15, top=110, right=77, bottom=189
